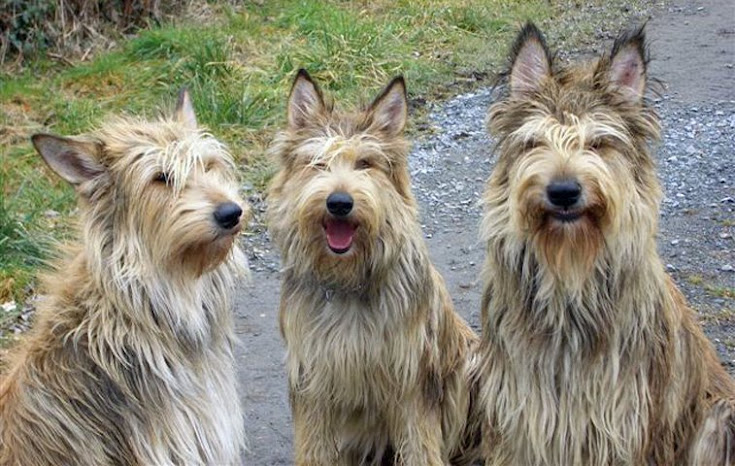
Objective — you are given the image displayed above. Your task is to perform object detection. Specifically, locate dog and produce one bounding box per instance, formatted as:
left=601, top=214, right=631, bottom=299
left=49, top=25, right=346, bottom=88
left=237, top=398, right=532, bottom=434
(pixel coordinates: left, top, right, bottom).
left=476, top=23, right=735, bottom=465
left=267, top=70, right=480, bottom=465
left=0, top=90, right=248, bottom=465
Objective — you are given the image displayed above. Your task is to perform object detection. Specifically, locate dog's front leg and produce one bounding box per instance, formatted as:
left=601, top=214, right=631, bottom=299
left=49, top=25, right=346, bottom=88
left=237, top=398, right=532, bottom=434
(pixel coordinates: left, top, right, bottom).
left=392, top=405, right=446, bottom=466
left=689, top=399, right=735, bottom=465
left=292, top=397, right=340, bottom=466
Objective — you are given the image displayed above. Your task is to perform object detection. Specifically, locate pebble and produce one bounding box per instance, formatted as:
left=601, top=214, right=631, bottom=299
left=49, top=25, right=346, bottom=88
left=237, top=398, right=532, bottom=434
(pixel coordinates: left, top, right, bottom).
left=1, top=301, right=17, bottom=313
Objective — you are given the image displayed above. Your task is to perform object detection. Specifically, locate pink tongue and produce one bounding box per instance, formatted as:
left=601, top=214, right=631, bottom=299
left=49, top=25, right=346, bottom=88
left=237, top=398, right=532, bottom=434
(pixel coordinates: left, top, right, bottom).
left=325, top=220, right=355, bottom=250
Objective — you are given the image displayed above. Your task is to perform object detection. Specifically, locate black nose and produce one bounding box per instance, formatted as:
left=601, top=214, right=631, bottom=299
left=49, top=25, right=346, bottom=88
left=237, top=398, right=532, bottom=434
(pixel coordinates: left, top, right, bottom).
left=547, top=180, right=582, bottom=208
left=326, top=192, right=353, bottom=217
left=213, top=202, right=242, bottom=229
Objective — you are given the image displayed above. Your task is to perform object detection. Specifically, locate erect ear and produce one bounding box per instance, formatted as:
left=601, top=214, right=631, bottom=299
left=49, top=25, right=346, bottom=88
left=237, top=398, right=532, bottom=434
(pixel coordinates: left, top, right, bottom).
left=175, top=87, right=198, bottom=129
left=31, top=134, right=105, bottom=186
left=606, top=25, right=648, bottom=103
left=508, top=22, right=552, bottom=97
left=367, top=76, right=408, bottom=137
left=287, top=69, right=325, bottom=130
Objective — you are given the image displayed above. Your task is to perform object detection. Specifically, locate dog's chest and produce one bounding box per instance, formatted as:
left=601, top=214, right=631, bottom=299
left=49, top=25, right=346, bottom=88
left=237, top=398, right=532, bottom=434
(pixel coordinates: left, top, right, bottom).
left=486, top=346, right=652, bottom=465
left=135, top=341, right=243, bottom=464
left=285, top=297, right=415, bottom=407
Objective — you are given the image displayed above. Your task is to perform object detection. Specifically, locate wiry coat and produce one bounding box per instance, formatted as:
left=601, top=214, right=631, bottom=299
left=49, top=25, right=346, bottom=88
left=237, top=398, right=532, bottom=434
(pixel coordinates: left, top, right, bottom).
left=477, top=24, right=735, bottom=465
left=267, top=71, right=479, bottom=465
left=0, top=94, right=247, bottom=465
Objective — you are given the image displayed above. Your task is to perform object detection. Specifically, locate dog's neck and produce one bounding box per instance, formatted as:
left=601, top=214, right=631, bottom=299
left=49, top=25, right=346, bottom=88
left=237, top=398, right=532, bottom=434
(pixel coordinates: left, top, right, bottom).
left=75, top=239, right=239, bottom=352
left=288, top=232, right=433, bottom=308
left=484, top=238, right=672, bottom=356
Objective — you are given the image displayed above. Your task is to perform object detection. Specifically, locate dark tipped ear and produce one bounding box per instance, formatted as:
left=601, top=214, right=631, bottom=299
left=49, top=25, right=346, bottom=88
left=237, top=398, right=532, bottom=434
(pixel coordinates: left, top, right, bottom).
left=508, top=22, right=552, bottom=97
left=32, top=134, right=104, bottom=186
left=175, top=87, right=198, bottom=129
left=368, top=76, right=408, bottom=137
left=606, top=25, right=648, bottom=103
left=287, top=69, right=325, bottom=130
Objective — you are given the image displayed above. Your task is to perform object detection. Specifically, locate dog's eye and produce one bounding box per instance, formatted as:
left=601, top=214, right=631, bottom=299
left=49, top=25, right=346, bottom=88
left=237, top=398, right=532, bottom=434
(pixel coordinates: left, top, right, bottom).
left=586, top=139, right=607, bottom=152
left=355, top=159, right=373, bottom=170
left=153, top=172, right=171, bottom=184
left=312, top=162, right=328, bottom=171
left=523, top=138, right=540, bottom=150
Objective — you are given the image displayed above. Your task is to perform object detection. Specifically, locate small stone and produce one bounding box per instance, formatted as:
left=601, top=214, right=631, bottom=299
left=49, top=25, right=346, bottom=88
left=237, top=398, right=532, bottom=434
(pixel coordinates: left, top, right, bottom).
left=44, top=210, right=60, bottom=218
left=425, top=233, right=433, bottom=239
left=670, top=239, right=680, bottom=245
left=666, top=264, right=677, bottom=272
left=1, top=301, right=17, bottom=313
left=720, top=233, right=732, bottom=239
left=721, top=264, right=734, bottom=273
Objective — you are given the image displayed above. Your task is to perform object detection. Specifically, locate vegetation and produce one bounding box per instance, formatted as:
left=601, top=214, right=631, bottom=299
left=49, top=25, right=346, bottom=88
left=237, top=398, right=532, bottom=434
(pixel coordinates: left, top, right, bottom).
left=1, top=0, right=654, bottom=340
left=1, top=0, right=556, bottom=305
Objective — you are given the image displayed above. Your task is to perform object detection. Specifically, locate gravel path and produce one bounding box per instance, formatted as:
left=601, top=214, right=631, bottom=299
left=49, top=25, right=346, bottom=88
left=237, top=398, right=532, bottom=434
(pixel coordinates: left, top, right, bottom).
left=237, top=1, right=735, bottom=462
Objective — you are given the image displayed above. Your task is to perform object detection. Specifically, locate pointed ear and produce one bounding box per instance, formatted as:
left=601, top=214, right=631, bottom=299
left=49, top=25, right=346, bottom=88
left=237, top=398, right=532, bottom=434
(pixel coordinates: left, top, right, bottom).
left=32, top=134, right=104, bottom=186
left=287, top=69, right=325, bottom=130
left=508, top=22, right=552, bottom=97
left=606, top=26, right=648, bottom=103
left=175, top=87, right=198, bottom=129
left=368, top=76, right=408, bottom=137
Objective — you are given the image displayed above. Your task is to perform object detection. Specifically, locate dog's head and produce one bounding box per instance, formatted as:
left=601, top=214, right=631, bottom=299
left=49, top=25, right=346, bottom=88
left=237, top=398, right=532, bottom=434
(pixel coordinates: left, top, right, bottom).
left=267, top=70, right=417, bottom=289
left=484, top=23, right=661, bottom=286
left=32, top=90, right=248, bottom=278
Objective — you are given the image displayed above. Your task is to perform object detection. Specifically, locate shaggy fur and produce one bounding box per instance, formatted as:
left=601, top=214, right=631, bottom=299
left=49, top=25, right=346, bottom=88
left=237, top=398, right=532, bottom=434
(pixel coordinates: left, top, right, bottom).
left=477, top=23, right=735, bottom=465
left=267, top=70, right=480, bottom=465
left=0, top=91, right=248, bottom=465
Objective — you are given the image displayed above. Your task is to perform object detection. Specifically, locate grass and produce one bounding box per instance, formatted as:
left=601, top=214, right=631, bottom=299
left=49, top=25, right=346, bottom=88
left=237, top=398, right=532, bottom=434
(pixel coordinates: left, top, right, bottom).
left=1, top=0, right=556, bottom=306
left=0, top=0, right=651, bottom=335
left=688, top=275, right=735, bottom=300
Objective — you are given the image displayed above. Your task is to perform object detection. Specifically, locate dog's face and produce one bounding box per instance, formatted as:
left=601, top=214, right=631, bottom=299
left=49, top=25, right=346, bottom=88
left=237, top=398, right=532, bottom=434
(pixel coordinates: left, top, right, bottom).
left=32, top=90, right=247, bottom=277
left=268, top=71, right=415, bottom=289
left=485, top=24, right=661, bottom=284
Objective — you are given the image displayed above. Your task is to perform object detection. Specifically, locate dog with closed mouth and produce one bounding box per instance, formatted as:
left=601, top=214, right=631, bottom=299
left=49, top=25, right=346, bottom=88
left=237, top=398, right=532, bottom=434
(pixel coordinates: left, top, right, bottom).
left=0, top=91, right=248, bottom=465
left=476, top=23, right=735, bottom=465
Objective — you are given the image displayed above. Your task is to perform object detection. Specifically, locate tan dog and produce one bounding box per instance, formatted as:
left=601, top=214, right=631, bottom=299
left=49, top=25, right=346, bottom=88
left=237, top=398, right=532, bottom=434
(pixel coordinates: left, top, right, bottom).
left=477, top=23, right=735, bottom=465
left=267, top=70, right=480, bottom=465
left=0, top=91, right=248, bottom=465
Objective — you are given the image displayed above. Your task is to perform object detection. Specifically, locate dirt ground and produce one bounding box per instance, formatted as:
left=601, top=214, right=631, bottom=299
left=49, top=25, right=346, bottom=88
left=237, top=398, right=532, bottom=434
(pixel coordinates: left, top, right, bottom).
left=236, top=0, right=735, bottom=463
